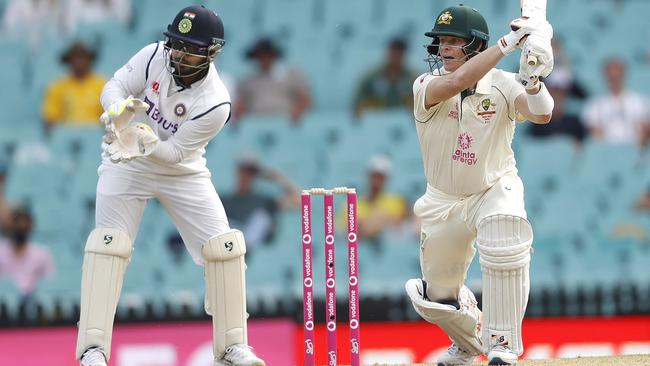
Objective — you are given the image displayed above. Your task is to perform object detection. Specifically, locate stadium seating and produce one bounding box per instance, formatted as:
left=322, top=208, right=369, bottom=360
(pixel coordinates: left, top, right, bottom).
left=0, top=0, right=649, bottom=322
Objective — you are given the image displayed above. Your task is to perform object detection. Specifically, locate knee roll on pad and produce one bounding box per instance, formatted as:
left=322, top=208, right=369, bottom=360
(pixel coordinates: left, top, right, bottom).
left=76, top=228, right=133, bottom=360
left=476, top=215, right=532, bottom=355
left=406, top=279, right=483, bottom=355
left=202, top=230, right=248, bottom=357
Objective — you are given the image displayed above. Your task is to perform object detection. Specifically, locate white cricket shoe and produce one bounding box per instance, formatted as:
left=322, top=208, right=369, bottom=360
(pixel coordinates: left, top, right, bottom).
left=214, top=344, right=266, bottom=366
left=488, top=345, right=518, bottom=365
left=80, top=348, right=107, bottom=366
left=436, top=343, right=477, bottom=365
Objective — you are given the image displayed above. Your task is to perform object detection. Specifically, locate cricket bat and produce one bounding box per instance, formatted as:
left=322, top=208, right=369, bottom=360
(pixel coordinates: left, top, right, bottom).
left=519, top=0, right=547, bottom=66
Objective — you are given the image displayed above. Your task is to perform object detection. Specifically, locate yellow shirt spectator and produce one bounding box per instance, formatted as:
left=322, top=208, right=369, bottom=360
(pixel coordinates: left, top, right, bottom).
left=42, top=41, right=106, bottom=127
left=42, top=73, right=106, bottom=126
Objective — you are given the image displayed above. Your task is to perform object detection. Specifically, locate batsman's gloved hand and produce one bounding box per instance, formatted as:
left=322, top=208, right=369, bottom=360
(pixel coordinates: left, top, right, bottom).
left=498, top=17, right=551, bottom=56
left=517, top=27, right=554, bottom=90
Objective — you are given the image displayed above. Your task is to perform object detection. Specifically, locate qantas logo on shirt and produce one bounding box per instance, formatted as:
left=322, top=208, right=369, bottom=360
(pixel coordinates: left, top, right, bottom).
left=144, top=96, right=179, bottom=134
left=452, top=132, right=478, bottom=166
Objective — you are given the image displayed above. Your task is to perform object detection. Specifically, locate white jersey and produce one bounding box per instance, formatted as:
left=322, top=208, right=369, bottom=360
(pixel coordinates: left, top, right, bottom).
left=101, top=41, right=231, bottom=175
left=412, top=68, right=525, bottom=196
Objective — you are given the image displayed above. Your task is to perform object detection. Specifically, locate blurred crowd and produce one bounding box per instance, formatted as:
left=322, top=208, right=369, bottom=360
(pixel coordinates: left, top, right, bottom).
left=1, top=1, right=650, bottom=301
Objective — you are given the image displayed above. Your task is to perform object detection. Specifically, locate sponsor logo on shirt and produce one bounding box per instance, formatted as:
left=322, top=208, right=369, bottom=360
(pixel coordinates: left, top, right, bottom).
left=452, top=132, right=478, bottom=166
left=151, top=81, right=160, bottom=95
left=447, top=101, right=459, bottom=121
left=144, top=96, right=180, bottom=134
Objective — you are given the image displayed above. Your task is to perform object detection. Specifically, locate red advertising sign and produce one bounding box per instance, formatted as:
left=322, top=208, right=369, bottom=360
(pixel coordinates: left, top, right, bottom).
left=0, top=319, right=294, bottom=366
left=294, top=316, right=650, bottom=365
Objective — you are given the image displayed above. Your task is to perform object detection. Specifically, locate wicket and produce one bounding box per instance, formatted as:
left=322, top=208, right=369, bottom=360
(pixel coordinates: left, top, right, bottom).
left=301, top=187, right=360, bottom=366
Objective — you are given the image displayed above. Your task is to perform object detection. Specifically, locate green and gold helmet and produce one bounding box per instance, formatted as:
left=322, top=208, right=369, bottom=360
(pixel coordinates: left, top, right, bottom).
left=425, top=4, right=489, bottom=57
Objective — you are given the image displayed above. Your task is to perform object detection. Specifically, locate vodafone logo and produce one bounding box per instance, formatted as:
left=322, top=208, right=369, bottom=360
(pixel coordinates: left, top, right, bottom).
left=304, top=278, right=313, bottom=288
left=302, top=233, right=312, bottom=244
left=325, top=234, right=334, bottom=245
left=305, top=321, right=314, bottom=331
left=348, top=232, right=357, bottom=242
left=349, top=276, right=358, bottom=286
left=326, top=278, right=335, bottom=288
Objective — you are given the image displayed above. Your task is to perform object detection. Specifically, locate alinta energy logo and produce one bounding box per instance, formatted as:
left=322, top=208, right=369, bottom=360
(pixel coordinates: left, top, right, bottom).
left=452, top=132, right=478, bottom=166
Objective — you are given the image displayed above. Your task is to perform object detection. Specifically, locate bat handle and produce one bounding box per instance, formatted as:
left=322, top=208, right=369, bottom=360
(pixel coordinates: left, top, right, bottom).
left=527, top=54, right=538, bottom=66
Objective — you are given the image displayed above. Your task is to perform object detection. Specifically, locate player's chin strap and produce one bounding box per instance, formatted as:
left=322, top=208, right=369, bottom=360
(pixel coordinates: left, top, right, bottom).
left=476, top=215, right=532, bottom=356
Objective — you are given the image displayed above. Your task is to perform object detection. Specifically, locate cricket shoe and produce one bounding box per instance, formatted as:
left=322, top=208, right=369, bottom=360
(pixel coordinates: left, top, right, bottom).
left=214, top=344, right=266, bottom=366
left=436, top=343, right=477, bottom=365
left=80, top=347, right=107, bottom=366
left=488, top=345, right=518, bottom=365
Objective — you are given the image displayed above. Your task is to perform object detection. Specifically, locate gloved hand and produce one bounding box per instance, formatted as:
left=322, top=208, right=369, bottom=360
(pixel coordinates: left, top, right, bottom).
left=104, top=122, right=159, bottom=163
left=498, top=17, right=551, bottom=56
left=100, top=97, right=150, bottom=144
left=517, top=29, right=554, bottom=89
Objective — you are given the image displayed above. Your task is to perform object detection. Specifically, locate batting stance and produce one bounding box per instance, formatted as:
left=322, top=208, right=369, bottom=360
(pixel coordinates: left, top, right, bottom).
left=404, top=4, right=553, bottom=366
left=76, top=5, right=264, bottom=366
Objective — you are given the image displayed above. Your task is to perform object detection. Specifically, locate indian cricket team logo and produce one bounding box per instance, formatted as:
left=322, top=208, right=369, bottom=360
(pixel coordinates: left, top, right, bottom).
left=174, top=103, right=186, bottom=117
left=457, top=132, right=473, bottom=150
left=437, top=11, right=453, bottom=25
left=179, top=12, right=195, bottom=34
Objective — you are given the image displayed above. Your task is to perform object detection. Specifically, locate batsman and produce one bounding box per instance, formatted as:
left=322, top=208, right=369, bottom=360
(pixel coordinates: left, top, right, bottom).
left=405, top=3, right=553, bottom=366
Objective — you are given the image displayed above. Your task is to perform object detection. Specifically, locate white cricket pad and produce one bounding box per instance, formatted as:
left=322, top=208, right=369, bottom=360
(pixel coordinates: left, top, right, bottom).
left=406, top=279, right=483, bottom=355
left=202, top=230, right=248, bottom=357
left=476, top=215, right=533, bottom=356
left=76, top=228, right=133, bottom=360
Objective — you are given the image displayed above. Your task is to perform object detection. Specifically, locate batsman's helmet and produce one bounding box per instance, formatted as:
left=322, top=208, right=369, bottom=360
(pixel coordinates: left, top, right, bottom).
left=425, top=4, right=489, bottom=57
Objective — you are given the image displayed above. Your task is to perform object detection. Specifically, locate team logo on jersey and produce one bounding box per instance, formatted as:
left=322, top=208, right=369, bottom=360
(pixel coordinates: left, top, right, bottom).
left=437, top=11, right=453, bottom=25
left=151, top=81, right=160, bottom=95
left=477, top=97, right=497, bottom=123
left=174, top=103, right=186, bottom=117
left=179, top=18, right=193, bottom=33
left=452, top=132, right=478, bottom=166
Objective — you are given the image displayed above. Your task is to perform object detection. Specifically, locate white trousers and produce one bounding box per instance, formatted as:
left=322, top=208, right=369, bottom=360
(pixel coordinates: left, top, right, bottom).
left=95, top=164, right=230, bottom=265
left=414, top=173, right=527, bottom=300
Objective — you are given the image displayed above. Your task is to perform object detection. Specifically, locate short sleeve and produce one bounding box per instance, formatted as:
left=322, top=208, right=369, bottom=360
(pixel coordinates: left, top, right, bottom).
left=413, top=73, right=442, bottom=122
left=502, top=71, right=525, bottom=120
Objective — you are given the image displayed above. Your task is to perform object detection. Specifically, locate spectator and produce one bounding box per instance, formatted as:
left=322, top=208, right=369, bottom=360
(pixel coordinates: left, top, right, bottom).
left=234, top=38, right=311, bottom=124
left=0, top=207, right=55, bottom=299
left=220, top=154, right=299, bottom=252
left=547, top=37, right=588, bottom=100
left=527, top=68, right=587, bottom=143
left=581, top=58, right=650, bottom=146
left=2, top=0, right=63, bottom=50
left=354, top=155, right=408, bottom=245
left=63, top=0, right=131, bottom=32
left=353, top=38, right=417, bottom=118
left=41, top=41, right=106, bottom=132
